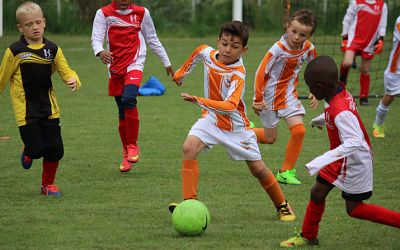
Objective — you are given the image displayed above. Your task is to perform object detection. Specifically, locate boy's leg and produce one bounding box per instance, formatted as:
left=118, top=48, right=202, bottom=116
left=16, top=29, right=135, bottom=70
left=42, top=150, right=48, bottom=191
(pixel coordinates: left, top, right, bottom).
left=278, top=115, right=305, bottom=185
left=181, top=136, right=206, bottom=200
left=359, top=56, right=372, bottom=106
left=281, top=178, right=333, bottom=247
left=373, top=96, right=394, bottom=138
left=347, top=199, right=400, bottom=228
left=41, top=119, right=63, bottom=197
left=246, top=160, right=295, bottom=221
left=122, top=70, right=142, bottom=163
left=252, top=127, right=277, bottom=144
left=339, top=50, right=355, bottom=83
left=19, top=121, right=45, bottom=169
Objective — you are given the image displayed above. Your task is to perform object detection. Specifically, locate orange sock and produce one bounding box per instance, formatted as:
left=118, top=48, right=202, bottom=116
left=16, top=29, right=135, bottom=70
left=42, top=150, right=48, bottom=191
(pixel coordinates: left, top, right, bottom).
left=258, top=169, right=285, bottom=206
left=281, top=123, right=305, bottom=171
left=181, top=159, right=199, bottom=200
left=252, top=128, right=268, bottom=144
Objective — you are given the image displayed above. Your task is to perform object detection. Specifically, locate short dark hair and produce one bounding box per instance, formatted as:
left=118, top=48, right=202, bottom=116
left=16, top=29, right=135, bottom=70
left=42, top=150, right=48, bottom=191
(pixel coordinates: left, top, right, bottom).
left=288, top=9, right=317, bottom=35
left=219, top=21, right=249, bottom=47
left=304, top=55, right=338, bottom=86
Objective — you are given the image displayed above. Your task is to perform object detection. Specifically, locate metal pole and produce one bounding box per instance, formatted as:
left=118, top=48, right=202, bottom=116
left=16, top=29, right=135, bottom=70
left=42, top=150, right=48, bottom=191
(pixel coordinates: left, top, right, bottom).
left=0, top=0, right=3, bottom=37
left=232, top=0, right=242, bottom=21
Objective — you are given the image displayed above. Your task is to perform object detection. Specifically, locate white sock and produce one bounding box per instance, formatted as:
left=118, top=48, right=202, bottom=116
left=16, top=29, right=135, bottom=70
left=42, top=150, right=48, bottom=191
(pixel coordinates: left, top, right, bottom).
left=374, top=101, right=389, bottom=125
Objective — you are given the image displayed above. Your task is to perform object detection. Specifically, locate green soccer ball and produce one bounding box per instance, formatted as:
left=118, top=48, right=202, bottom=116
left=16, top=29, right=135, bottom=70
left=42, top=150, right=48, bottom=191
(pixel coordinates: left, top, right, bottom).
left=172, top=199, right=210, bottom=236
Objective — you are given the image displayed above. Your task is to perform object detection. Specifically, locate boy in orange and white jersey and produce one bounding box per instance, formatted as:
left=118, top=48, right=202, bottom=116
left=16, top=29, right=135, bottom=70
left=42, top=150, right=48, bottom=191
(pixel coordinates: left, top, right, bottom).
left=169, top=21, right=296, bottom=222
left=252, top=9, right=318, bottom=185
left=373, top=16, right=400, bottom=138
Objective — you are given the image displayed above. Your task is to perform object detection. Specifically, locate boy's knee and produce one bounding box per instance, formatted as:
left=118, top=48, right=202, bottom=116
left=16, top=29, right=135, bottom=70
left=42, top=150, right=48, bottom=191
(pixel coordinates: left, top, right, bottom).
left=290, top=124, right=306, bottom=138
left=310, top=186, right=325, bottom=203
left=44, top=145, right=64, bottom=161
left=121, top=84, right=139, bottom=108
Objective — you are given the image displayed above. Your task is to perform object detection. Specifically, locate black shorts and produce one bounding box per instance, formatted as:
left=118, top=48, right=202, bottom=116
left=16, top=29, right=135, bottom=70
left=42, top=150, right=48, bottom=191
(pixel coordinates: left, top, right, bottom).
left=317, top=175, right=372, bottom=201
left=19, top=118, right=64, bottom=161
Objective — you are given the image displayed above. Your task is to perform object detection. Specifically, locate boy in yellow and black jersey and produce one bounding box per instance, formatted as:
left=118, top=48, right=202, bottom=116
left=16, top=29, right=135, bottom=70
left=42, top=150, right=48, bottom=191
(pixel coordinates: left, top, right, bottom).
left=0, top=1, right=81, bottom=197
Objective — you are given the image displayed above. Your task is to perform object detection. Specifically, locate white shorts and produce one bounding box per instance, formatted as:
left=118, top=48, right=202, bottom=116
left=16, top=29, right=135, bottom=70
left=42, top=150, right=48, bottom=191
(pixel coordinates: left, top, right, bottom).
left=259, top=104, right=305, bottom=128
left=384, top=70, right=400, bottom=96
left=188, top=118, right=262, bottom=161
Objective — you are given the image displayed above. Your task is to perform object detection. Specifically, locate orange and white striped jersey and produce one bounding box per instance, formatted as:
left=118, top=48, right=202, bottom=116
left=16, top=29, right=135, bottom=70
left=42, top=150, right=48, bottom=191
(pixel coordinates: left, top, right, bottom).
left=253, top=35, right=316, bottom=110
left=173, top=45, right=250, bottom=132
left=386, top=16, right=400, bottom=74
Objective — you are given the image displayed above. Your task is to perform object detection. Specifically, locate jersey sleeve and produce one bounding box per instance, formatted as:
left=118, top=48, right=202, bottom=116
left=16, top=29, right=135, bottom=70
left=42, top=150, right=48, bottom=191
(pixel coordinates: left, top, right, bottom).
left=305, top=111, right=365, bottom=175
left=141, top=8, right=171, bottom=68
left=53, top=48, right=81, bottom=90
left=0, top=48, right=17, bottom=94
left=91, top=9, right=107, bottom=57
left=253, top=50, right=275, bottom=105
left=342, top=1, right=357, bottom=36
left=194, top=74, right=245, bottom=115
left=172, top=45, right=208, bottom=85
left=306, top=43, right=317, bottom=63
left=377, top=3, right=388, bottom=37
left=395, top=17, right=400, bottom=41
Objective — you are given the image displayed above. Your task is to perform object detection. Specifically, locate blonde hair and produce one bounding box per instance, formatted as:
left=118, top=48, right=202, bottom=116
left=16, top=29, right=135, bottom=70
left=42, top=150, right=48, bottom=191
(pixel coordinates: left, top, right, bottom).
left=16, top=1, right=43, bottom=23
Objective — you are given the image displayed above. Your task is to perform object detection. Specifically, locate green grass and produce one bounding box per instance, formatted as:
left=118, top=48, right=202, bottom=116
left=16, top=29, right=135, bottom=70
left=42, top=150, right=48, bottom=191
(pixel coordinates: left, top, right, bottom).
left=0, top=34, right=399, bottom=249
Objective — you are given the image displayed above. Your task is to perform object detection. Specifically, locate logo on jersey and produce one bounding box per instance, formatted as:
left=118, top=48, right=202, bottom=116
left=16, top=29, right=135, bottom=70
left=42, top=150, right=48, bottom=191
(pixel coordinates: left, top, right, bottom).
left=240, top=140, right=251, bottom=150
left=20, top=53, right=33, bottom=59
left=43, top=49, right=52, bottom=59
left=325, top=113, right=334, bottom=129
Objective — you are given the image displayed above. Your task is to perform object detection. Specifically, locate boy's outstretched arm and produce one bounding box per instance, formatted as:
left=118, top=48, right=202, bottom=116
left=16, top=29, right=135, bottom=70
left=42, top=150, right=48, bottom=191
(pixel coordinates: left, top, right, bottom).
left=53, top=48, right=81, bottom=91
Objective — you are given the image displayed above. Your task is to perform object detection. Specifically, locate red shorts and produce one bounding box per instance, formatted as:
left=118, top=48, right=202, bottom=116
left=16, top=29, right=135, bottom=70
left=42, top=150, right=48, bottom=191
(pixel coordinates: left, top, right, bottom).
left=346, top=47, right=374, bottom=60
left=108, top=70, right=143, bottom=96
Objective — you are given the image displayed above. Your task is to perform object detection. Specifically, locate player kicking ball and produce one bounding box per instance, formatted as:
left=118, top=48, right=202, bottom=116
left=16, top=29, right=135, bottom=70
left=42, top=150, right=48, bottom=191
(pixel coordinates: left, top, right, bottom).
left=280, top=56, right=400, bottom=247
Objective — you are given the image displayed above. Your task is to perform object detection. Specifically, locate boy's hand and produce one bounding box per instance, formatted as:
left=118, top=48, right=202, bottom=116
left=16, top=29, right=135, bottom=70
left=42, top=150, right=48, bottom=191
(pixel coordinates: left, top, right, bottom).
left=341, top=35, right=348, bottom=52
left=180, top=93, right=196, bottom=103
left=98, top=50, right=113, bottom=64
left=310, top=114, right=325, bottom=130
left=172, top=73, right=183, bottom=87
left=374, top=37, right=384, bottom=54
left=165, top=66, right=174, bottom=78
left=66, top=78, right=78, bottom=91
left=252, top=102, right=266, bottom=116
left=308, top=93, right=318, bottom=110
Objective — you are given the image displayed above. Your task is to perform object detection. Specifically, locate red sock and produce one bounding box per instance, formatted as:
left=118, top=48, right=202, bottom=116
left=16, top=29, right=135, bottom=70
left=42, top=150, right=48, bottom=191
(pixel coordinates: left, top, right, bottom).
left=350, top=202, right=400, bottom=228
left=359, top=73, right=370, bottom=99
left=125, top=107, right=139, bottom=145
left=118, top=119, right=127, bottom=148
left=42, top=160, right=59, bottom=187
left=301, top=200, right=325, bottom=240
left=340, top=62, right=350, bottom=83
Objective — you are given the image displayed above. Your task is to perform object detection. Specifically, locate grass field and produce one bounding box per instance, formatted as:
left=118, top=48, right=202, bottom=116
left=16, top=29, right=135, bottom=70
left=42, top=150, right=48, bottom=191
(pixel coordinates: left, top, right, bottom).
left=0, top=34, right=399, bottom=249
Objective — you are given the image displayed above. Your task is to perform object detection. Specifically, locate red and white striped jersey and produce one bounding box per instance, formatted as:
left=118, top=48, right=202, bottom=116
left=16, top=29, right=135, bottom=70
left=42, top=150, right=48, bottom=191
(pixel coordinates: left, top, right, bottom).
left=305, top=88, right=373, bottom=194
left=386, top=16, right=400, bottom=74
left=173, top=45, right=250, bottom=132
left=253, top=35, right=316, bottom=110
left=342, top=0, right=387, bottom=53
left=91, top=2, right=171, bottom=75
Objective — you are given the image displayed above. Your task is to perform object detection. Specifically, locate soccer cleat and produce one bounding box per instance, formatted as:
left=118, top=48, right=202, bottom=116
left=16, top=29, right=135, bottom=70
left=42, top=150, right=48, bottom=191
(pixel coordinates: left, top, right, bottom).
left=126, top=144, right=140, bottom=163
left=280, top=232, right=319, bottom=248
left=168, top=203, right=179, bottom=213
left=276, top=201, right=296, bottom=222
left=41, top=184, right=61, bottom=197
left=373, top=123, right=385, bottom=138
left=359, top=98, right=369, bottom=106
left=21, top=150, right=33, bottom=169
left=276, top=169, right=301, bottom=185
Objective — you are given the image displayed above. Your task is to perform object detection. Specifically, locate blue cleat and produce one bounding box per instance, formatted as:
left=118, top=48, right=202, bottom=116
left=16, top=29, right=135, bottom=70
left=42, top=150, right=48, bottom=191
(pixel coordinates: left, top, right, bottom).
left=21, top=151, right=33, bottom=169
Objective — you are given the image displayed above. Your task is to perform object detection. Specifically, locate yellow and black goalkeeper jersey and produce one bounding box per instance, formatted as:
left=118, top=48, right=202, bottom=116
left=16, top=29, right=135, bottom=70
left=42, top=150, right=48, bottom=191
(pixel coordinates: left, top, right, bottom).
left=0, top=36, right=81, bottom=127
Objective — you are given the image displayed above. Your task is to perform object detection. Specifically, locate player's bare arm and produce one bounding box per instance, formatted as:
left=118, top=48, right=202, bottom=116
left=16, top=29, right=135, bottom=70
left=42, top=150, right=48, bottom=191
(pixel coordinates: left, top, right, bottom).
left=66, top=78, right=78, bottom=91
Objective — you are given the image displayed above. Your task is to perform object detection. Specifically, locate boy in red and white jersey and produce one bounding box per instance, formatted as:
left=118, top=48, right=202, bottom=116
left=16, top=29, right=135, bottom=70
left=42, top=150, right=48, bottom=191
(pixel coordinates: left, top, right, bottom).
left=340, top=0, right=387, bottom=106
left=168, top=21, right=296, bottom=222
left=91, top=0, right=174, bottom=172
left=252, top=9, right=318, bottom=185
left=373, top=16, right=400, bottom=138
left=280, top=56, right=400, bottom=248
